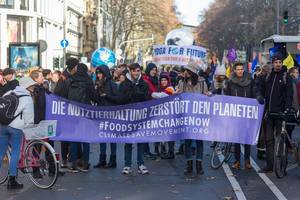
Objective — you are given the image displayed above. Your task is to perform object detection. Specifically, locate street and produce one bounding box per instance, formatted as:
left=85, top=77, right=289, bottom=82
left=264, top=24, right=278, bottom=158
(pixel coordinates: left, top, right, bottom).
left=1, top=139, right=300, bottom=200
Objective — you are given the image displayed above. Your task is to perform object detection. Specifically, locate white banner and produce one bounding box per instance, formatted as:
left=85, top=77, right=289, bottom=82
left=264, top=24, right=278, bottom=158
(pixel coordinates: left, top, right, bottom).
left=153, top=45, right=207, bottom=66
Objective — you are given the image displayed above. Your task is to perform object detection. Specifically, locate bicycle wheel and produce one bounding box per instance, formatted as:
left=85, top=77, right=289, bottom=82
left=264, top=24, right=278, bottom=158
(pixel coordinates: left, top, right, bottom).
left=0, top=151, right=10, bottom=184
left=211, top=142, right=230, bottom=169
left=23, top=140, right=58, bottom=189
left=274, top=134, right=288, bottom=178
left=224, top=143, right=233, bottom=162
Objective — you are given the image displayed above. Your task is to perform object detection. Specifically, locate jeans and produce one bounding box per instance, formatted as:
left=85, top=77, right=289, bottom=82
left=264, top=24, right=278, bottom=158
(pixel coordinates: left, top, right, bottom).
left=100, top=143, right=117, bottom=156
left=70, top=142, right=90, bottom=164
left=185, top=139, right=203, bottom=161
left=124, top=143, right=144, bottom=167
left=0, top=125, right=23, bottom=176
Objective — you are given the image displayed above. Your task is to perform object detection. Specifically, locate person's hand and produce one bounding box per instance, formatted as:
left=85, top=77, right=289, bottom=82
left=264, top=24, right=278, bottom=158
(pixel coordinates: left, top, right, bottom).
left=256, top=96, right=264, bottom=105
left=206, top=91, right=214, bottom=97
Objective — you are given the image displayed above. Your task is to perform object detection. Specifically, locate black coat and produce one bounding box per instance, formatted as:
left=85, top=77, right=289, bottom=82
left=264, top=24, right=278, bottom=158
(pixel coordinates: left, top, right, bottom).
left=95, top=66, right=120, bottom=106
left=0, top=80, right=19, bottom=96
left=53, top=70, right=71, bottom=98
left=258, top=68, right=293, bottom=113
left=119, top=74, right=150, bottom=104
left=225, top=72, right=255, bottom=98
left=32, top=84, right=48, bottom=124
left=68, top=71, right=97, bottom=105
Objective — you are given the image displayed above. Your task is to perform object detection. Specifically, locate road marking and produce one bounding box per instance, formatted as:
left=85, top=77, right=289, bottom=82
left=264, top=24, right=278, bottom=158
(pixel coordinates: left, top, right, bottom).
left=218, top=154, right=247, bottom=200
left=241, top=147, right=288, bottom=200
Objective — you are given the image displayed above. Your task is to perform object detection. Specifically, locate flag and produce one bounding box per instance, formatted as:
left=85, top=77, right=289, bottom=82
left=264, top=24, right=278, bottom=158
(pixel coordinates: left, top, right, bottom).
left=226, top=65, right=231, bottom=78
left=283, top=53, right=295, bottom=69
left=251, top=56, right=258, bottom=74
left=227, top=48, right=237, bottom=62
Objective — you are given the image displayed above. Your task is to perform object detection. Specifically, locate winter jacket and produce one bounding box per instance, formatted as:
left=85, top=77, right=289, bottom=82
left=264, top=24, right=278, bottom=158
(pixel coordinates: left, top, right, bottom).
left=258, top=68, right=293, bottom=113
left=32, top=84, right=48, bottom=124
left=225, top=72, right=255, bottom=98
left=0, top=80, right=19, bottom=97
left=54, top=70, right=71, bottom=98
left=6, top=86, right=34, bottom=130
left=68, top=71, right=97, bottom=105
left=291, top=79, right=299, bottom=110
left=95, top=66, right=120, bottom=106
left=119, top=73, right=150, bottom=104
left=177, top=77, right=208, bottom=94
left=142, top=74, right=158, bottom=96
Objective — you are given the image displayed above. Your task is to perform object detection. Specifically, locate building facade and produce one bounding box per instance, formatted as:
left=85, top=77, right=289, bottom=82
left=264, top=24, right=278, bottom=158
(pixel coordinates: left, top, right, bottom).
left=0, top=0, right=84, bottom=70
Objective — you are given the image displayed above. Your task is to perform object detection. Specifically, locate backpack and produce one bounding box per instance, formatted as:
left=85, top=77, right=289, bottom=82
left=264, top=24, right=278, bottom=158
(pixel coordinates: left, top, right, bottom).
left=0, top=93, right=29, bottom=125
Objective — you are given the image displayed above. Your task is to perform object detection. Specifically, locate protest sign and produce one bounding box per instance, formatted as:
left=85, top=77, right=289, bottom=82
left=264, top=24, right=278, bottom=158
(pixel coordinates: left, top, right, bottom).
left=46, top=93, right=264, bottom=145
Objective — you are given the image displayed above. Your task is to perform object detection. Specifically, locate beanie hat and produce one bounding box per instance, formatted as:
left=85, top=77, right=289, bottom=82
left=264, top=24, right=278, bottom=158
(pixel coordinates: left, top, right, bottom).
left=183, top=60, right=199, bottom=75
left=272, top=52, right=283, bottom=62
left=145, top=63, right=157, bottom=76
left=66, top=57, right=79, bottom=71
left=215, top=64, right=226, bottom=76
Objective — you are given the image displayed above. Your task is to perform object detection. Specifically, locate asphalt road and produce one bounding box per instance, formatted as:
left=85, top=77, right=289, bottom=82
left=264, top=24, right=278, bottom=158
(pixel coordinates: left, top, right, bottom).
left=1, top=137, right=300, bottom=200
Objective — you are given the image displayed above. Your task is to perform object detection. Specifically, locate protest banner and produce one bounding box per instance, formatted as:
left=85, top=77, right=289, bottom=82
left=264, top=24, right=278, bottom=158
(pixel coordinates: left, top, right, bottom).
left=46, top=93, right=264, bottom=145
left=152, top=45, right=207, bottom=67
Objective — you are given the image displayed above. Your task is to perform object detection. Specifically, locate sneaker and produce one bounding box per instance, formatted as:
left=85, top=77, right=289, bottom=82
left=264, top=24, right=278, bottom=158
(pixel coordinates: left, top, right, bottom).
left=78, top=164, right=89, bottom=173
left=138, top=165, right=149, bottom=175
left=61, top=160, right=68, bottom=169
left=68, top=165, right=79, bottom=173
left=122, top=167, right=132, bottom=175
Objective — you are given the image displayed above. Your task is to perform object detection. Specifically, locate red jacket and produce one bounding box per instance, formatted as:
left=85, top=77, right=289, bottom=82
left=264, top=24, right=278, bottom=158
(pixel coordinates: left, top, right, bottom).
left=142, top=75, right=158, bottom=96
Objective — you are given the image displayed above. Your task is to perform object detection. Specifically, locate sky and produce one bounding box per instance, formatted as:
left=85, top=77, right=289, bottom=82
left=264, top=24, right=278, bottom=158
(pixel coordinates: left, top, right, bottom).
left=175, top=0, right=214, bottom=26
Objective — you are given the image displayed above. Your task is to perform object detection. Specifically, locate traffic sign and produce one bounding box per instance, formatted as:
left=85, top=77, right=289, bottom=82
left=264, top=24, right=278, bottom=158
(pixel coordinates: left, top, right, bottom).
left=60, top=39, right=69, bottom=48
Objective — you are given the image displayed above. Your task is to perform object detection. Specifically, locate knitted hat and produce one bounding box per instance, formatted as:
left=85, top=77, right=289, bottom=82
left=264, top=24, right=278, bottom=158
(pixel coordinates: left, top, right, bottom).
left=145, top=63, right=157, bottom=76
left=215, top=64, right=226, bottom=76
left=272, top=52, right=283, bottom=62
left=183, top=60, right=199, bottom=75
left=66, top=57, right=79, bottom=71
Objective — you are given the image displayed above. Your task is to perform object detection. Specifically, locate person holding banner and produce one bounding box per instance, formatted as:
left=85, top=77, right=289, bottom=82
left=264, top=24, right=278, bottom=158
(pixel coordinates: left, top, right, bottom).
left=176, top=60, right=208, bottom=176
left=67, top=63, right=98, bottom=173
left=142, top=62, right=159, bottom=159
left=225, top=62, right=256, bottom=170
left=119, top=63, right=150, bottom=175
left=152, top=72, right=176, bottom=159
left=93, top=65, right=120, bottom=169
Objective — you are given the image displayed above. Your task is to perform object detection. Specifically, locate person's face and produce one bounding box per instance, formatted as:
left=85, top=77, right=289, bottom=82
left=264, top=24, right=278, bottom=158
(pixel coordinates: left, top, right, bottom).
left=160, top=78, right=168, bottom=87
left=273, top=60, right=282, bottom=71
left=130, top=68, right=141, bottom=80
left=184, top=69, right=192, bottom=78
left=34, top=72, right=44, bottom=85
left=4, top=74, right=13, bottom=81
left=70, top=66, right=77, bottom=75
left=234, top=65, right=244, bottom=78
left=52, top=73, right=60, bottom=83
left=150, top=68, right=157, bottom=77
left=97, top=72, right=104, bottom=80
left=119, top=75, right=126, bottom=82
left=46, top=72, right=53, bottom=81
left=291, top=69, right=299, bottom=79
left=216, top=75, right=225, bottom=82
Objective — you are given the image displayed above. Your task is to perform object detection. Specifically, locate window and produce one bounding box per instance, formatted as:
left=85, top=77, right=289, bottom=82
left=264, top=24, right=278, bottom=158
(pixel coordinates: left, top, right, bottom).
left=34, top=0, right=37, bottom=12
left=7, top=16, right=28, bottom=43
left=0, top=0, right=14, bottom=8
left=20, top=0, right=29, bottom=10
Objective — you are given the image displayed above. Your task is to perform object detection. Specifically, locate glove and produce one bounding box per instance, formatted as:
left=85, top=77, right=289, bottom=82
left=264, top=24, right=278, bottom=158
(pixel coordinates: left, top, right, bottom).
left=256, top=96, right=264, bottom=105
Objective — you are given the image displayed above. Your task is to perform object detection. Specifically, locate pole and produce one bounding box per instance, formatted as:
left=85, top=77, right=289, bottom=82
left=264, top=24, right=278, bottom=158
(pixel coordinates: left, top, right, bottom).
left=276, top=0, right=280, bottom=35
left=63, top=0, right=67, bottom=69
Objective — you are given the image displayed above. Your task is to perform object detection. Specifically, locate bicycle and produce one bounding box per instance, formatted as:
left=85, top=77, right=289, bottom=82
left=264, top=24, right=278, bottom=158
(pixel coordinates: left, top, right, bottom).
left=0, top=136, right=59, bottom=189
left=270, top=111, right=300, bottom=179
left=210, top=142, right=233, bottom=169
